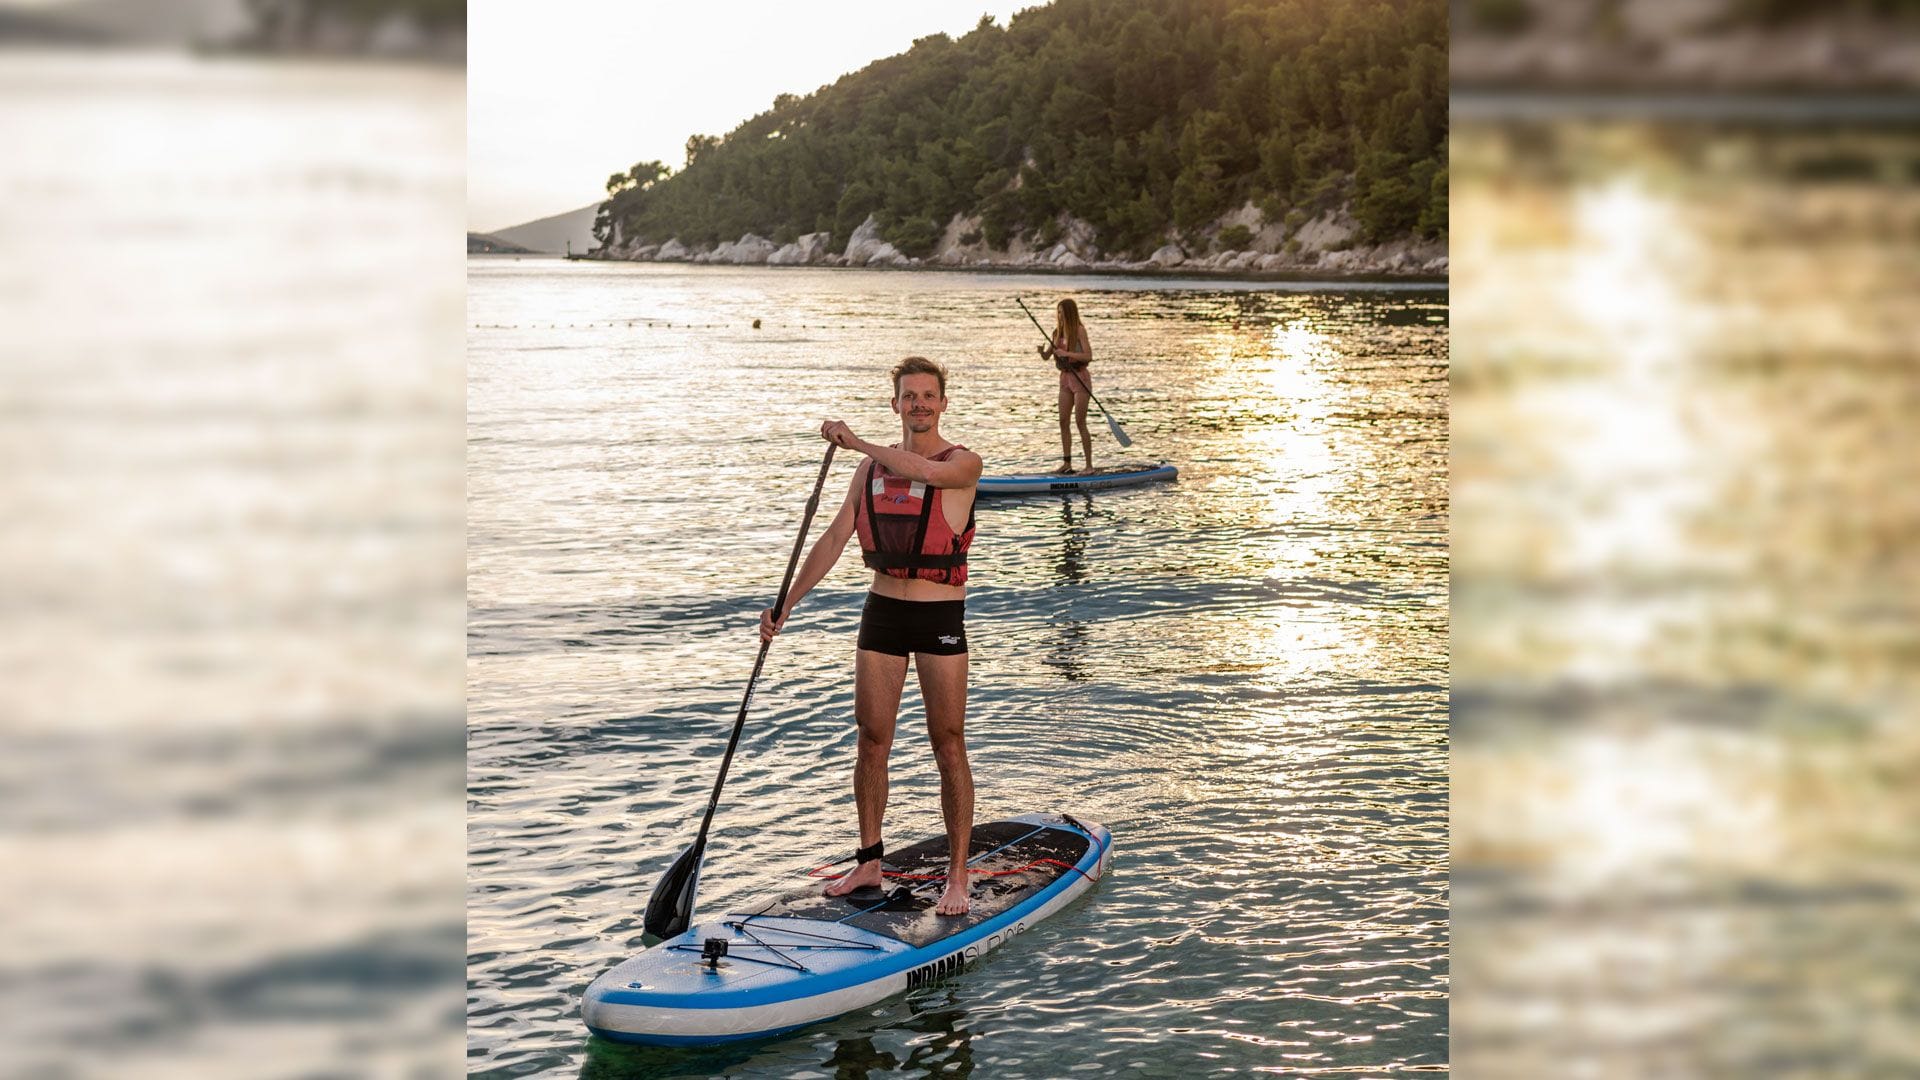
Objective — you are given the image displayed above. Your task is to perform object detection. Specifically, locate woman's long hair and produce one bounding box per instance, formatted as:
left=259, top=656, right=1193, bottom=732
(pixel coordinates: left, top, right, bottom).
left=1052, top=299, right=1087, bottom=353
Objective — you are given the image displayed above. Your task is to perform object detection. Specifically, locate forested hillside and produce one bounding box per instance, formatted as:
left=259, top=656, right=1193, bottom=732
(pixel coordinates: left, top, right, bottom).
left=595, top=0, right=1446, bottom=261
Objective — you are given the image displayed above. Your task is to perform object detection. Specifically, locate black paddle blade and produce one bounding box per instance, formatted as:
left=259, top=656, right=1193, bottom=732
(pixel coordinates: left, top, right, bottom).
left=642, top=842, right=702, bottom=942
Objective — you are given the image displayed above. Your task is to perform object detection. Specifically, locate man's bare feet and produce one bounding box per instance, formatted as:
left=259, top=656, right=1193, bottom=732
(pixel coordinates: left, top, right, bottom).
left=935, top=872, right=971, bottom=915
left=824, top=859, right=884, bottom=897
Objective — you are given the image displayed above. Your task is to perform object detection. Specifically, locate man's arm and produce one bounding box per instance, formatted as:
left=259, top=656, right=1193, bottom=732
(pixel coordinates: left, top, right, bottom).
left=825, top=427, right=981, bottom=489
left=867, top=444, right=982, bottom=488
left=760, top=469, right=860, bottom=640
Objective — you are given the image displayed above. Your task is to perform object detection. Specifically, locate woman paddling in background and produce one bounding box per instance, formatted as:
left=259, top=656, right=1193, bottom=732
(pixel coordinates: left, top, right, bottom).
left=1038, top=298, right=1094, bottom=473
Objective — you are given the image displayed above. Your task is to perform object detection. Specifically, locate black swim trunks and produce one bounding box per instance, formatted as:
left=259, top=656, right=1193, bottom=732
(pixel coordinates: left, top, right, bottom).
left=857, top=592, right=967, bottom=657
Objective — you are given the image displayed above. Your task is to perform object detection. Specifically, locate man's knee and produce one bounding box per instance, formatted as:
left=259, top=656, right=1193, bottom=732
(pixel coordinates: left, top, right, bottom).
left=856, top=726, right=893, bottom=760
left=930, top=730, right=968, bottom=770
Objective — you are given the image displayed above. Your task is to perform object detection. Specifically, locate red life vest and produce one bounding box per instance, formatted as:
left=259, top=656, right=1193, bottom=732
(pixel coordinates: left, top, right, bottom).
left=853, top=445, right=975, bottom=587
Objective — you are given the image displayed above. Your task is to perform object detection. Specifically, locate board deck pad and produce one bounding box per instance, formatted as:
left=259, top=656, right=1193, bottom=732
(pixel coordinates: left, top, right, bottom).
left=734, top=820, right=1091, bottom=948
left=1036, top=466, right=1154, bottom=479
left=990, top=465, right=1164, bottom=482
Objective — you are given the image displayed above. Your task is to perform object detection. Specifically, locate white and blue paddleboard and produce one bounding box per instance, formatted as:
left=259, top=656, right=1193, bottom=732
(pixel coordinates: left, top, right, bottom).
left=977, top=463, right=1177, bottom=496
left=582, top=812, right=1112, bottom=1046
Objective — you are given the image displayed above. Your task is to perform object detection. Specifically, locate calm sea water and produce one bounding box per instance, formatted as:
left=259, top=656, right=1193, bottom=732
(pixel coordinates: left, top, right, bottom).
left=1451, top=118, right=1920, bottom=1075
left=2, top=53, right=464, bottom=1078
left=466, top=262, right=1450, bottom=1077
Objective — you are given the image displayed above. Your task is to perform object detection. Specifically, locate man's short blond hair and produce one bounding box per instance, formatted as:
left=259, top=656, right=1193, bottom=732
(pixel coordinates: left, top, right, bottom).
left=891, top=356, right=947, bottom=397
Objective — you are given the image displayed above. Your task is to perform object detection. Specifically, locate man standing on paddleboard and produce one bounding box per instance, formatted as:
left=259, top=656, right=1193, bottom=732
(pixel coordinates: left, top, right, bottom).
left=759, top=356, right=984, bottom=916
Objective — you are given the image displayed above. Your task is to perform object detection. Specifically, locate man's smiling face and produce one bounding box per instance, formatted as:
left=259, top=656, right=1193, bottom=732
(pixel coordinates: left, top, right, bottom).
left=893, top=372, right=945, bottom=433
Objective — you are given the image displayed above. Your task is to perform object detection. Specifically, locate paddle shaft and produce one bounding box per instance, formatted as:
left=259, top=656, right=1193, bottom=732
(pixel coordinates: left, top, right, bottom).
left=685, top=443, right=836, bottom=858
left=1017, top=297, right=1131, bottom=447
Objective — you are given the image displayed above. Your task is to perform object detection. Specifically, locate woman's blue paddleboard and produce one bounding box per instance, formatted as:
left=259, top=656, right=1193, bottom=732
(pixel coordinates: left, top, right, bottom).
left=582, top=812, right=1112, bottom=1046
left=977, top=463, right=1177, bottom=496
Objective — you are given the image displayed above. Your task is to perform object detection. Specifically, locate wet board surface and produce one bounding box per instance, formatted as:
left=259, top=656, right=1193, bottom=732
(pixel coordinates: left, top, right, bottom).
left=738, top=820, right=1091, bottom=948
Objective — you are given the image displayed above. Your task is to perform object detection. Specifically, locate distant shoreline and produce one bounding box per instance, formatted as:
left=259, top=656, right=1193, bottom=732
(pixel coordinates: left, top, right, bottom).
left=1451, top=89, right=1920, bottom=124
left=466, top=253, right=1448, bottom=287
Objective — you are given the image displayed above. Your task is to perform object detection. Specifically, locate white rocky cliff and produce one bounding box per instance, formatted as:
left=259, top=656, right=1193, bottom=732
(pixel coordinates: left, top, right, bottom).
left=595, top=204, right=1444, bottom=276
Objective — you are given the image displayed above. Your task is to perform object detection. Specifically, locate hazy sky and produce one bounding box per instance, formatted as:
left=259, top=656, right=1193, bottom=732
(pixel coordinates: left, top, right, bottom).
left=470, top=1, right=1040, bottom=232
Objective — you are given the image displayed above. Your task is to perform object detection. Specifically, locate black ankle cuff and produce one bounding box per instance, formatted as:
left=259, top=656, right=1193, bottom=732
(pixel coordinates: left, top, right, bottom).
left=854, top=840, right=884, bottom=865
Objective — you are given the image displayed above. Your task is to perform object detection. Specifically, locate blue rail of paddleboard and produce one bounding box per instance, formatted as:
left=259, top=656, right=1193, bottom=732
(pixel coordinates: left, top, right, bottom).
left=977, top=465, right=1176, bottom=494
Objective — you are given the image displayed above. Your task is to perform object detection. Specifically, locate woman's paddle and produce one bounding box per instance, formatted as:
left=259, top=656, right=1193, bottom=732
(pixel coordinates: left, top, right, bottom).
left=642, top=442, right=838, bottom=942
left=1017, top=296, right=1133, bottom=449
